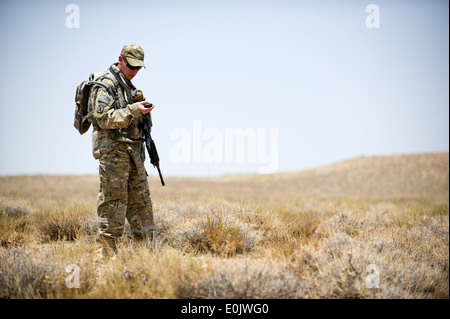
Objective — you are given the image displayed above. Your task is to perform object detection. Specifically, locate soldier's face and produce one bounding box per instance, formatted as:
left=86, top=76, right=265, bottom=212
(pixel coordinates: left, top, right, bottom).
left=118, top=56, right=140, bottom=80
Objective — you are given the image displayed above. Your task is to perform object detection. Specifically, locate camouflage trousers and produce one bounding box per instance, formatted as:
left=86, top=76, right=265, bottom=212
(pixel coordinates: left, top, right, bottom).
left=97, top=142, right=154, bottom=245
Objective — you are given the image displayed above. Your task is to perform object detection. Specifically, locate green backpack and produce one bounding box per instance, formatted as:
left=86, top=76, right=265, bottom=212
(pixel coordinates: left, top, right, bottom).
left=74, top=73, right=117, bottom=135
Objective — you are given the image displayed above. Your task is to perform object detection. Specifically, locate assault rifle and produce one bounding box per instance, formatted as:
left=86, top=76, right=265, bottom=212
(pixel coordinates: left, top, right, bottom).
left=143, top=103, right=165, bottom=186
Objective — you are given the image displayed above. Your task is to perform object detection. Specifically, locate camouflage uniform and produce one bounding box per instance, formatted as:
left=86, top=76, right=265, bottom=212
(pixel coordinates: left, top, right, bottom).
left=89, top=48, right=154, bottom=251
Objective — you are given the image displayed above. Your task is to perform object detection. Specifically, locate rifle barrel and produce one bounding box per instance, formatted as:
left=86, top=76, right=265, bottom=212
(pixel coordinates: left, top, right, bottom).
left=157, top=166, right=165, bottom=186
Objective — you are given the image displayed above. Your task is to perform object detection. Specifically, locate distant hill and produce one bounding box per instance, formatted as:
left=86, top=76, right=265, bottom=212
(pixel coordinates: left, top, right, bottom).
left=225, top=153, right=449, bottom=199
left=1, top=153, right=448, bottom=201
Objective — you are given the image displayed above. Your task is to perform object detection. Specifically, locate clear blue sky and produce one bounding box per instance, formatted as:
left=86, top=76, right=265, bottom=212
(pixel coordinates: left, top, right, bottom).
left=0, top=0, right=448, bottom=177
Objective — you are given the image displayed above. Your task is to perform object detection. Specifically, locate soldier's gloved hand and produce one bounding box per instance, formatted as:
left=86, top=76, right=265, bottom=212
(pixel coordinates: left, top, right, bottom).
left=138, top=101, right=155, bottom=114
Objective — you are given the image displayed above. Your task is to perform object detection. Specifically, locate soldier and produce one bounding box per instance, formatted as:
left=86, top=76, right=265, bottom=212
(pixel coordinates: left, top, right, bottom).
left=88, top=44, right=155, bottom=258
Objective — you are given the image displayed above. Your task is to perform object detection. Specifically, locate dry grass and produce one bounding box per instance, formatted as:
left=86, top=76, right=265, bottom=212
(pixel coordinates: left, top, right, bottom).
left=175, top=258, right=304, bottom=298
left=0, top=153, right=448, bottom=299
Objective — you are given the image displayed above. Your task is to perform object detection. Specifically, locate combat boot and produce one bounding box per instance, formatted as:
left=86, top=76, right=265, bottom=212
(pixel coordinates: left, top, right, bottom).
left=133, top=231, right=154, bottom=251
left=98, top=236, right=118, bottom=259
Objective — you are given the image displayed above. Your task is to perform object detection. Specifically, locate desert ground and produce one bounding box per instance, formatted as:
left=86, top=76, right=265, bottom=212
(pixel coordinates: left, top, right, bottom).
left=0, top=152, right=448, bottom=299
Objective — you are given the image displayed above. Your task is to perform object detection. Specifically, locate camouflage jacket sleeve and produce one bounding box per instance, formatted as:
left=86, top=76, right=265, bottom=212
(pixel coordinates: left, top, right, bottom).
left=91, top=78, right=142, bottom=129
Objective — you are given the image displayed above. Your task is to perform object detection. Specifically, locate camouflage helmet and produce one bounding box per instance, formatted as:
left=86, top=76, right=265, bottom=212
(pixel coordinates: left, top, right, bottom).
left=121, top=44, right=146, bottom=68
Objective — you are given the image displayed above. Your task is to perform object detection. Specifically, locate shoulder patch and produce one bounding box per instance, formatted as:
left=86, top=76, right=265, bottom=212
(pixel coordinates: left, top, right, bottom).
left=98, top=95, right=111, bottom=105
left=97, top=95, right=111, bottom=114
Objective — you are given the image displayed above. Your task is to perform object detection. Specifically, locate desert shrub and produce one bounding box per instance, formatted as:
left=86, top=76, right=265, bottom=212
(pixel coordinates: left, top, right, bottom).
left=295, top=212, right=449, bottom=299
left=37, top=212, right=82, bottom=241
left=152, top=209, right=185, bottom=243
left=175, top=259, right=305, bottom=298
left=0, top=198, right=33, bottom=218
left=0, top=216, right=31, bottom=247
left=170, top=214, right=262, bottom=255
left=3, top=205, right=31, bottom=218
left=201, top=215, right=247, bottom=254
left=0, top=247, right=62, bottom=298
left=0, top=247, right=97, bottom=299
left=90, top=245, right=200, bottom=298
left=34, top=204, right=98, bottom=242
left=296, top=233, right=376, bottom=298
left=314, top=212, right=366, bottom=238
left=0, top=199, right=34, bottom=247
left=272, top=211, right=323, bottom=242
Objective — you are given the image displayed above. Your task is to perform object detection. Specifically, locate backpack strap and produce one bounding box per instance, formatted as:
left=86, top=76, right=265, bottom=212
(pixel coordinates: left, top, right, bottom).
left=88, top=80, right=118, bottom=109
left=91, top=70, right=121, bottom=110
left=108, top=66, right=137, bottom=103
